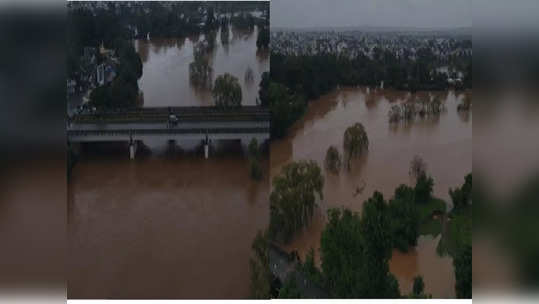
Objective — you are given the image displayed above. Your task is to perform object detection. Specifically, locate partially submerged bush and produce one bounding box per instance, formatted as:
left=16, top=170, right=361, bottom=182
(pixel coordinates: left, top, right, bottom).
left=325, top=146, right=342, bottom=174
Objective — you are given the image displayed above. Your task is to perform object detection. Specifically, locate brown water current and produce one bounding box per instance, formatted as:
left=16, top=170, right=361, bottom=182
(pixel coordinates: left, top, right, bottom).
left=68, top=146, right=270, bottom=299
left=135, top=26, right=268, bottom=107
left=271, top=87, right=472, bottom=298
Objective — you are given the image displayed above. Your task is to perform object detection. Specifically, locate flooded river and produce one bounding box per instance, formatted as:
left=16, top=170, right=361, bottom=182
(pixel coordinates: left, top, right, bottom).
left=271, top=87, right=472, bottom=298
left=135, top=26, right=269, bottom=107
left=68, top=25, right=269, bottom=299
left=68, top=145, right=269, bottom=299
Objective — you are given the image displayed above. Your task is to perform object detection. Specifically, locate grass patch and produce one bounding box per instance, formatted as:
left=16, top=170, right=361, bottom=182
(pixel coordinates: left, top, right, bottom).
left=417, top=197, right=447, bottom=237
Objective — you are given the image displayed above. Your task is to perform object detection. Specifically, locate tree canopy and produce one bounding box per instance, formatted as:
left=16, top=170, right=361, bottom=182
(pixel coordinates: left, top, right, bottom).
left=454, top=245, right=472, bottom=299
left=269, top=161, right=324, bottom=243
left=249, top=230, right=272, bottom=299
left=449, top=173, right=472, bottom=211
left=324, top=146, right=342, bottom=174
left=414, top=173, right=434, bottom=204
left=389, top=185, right=419, bottom=252
left=265, top=82, right=306, bottom=138
left=320, top=192, right=400, bottom=298
left=213, top=73, right=242, bottom=108
left=343, top=123, right=369, bottom=168
left=409, top=155, right=427, bottom=182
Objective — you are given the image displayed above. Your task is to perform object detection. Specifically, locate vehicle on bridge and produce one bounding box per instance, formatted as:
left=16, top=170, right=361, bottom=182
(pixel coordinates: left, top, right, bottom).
left=169, top=114, right=179, bottom=126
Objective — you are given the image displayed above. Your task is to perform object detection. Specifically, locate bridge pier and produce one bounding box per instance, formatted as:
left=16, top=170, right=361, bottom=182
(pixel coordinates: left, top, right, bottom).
left=204, top=134, right=209, bottom=159
left=129, top=138, right=137, bottom=160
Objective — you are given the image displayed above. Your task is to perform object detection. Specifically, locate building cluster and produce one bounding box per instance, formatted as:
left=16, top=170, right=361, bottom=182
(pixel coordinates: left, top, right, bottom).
left=67, top=43, right=118, bottom=102
left=271, top=30, right=472, bottom=61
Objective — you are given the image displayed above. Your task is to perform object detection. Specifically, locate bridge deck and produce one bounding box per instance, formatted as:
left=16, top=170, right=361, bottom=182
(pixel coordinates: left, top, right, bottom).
left=67, top=106, right=271, bottom=143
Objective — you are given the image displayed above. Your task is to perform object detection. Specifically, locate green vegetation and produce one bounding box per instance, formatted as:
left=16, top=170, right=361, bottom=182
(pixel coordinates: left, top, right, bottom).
left=89, top=39, right=143, bottom=109
left=389, top=98, right=445, bottom=124
left=249, top=230, right=272, bottom=299
left=414, top=173, right=434, bottom=204
left=449, top=173, right=472, bottom=211
left=270, top=49, right=471, bottom=103
left=417, top=198, right=447, bottom=237
left=297, top=248, right=323, bottom=286
left=343, top=123, right=369, bottom=169
left=248, top=138, right=262, bottom=181
left=321, top=194, right=401, bottom=298
left=269, top=161, right=324, bottom=243
left=324, top=146, right=342, bottom=174
left=438, top=173, right=472, bottom=257
left=278, top=273, right=302, bottom=299
left=189, top=41, right=214, bottom=89
left=408, top=276, right=431, bottom=298
left=453, top=245, right=472, bottom=298
left=265, top=164, right=469, bottom=298
left=264, top=82, right=306, bottom=138
left=213, top=73, right=242, bottom=108
left=389, top=185, right=419, bottom=251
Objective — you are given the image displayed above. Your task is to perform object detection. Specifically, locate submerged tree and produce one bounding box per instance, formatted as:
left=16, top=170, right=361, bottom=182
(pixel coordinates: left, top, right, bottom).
left=245, top=66, right=255, bottom=83
left=189, top=41, right=213, bottom=89
left=249, top=230, right=272, bottom=299
left=409, top=155, right=427, bottom=182
left=248, top=138, right=262, bottom=181
left=324, top=146, right=342, bottom=174
left=213, top=73, right=242, bottom=108
left=269, top=161, right=324, bottom=243
left=343, top=123, right=369, bottom=169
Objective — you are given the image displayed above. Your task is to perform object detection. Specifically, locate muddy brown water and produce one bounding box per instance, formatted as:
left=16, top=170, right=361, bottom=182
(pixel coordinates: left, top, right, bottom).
left=68, top=145, right=270, bottom=299
left=135, top=26, right=269, bottom=107
left=271, top=87, right=472, bottom=298
left=68, top=25, right=269, bottom=299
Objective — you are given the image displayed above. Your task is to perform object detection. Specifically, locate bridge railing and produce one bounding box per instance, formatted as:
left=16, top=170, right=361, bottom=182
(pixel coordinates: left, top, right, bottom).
left=69, top=106, right=271, bottom=124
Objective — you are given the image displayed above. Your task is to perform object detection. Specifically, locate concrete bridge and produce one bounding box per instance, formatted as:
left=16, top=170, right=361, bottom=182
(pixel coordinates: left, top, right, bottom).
left=67, top=106, right=271, bottom=159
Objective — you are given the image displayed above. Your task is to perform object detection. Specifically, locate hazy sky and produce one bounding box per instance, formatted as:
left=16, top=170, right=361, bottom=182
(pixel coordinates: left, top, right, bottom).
left=270, top=0, right=472, bottom=29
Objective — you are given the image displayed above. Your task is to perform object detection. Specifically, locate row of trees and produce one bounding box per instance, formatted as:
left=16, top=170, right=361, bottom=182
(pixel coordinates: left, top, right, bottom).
left=270, top=48, right=472, bottom=103
left=263, top=47, right=471, bottom=137
left=388, top=98, right=445, bottom=123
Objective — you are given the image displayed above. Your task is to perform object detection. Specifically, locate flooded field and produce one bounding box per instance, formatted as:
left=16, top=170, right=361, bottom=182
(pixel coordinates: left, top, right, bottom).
left=271, top=87, right=472, bottom=298
left=135, top=26, right=269, bottom=107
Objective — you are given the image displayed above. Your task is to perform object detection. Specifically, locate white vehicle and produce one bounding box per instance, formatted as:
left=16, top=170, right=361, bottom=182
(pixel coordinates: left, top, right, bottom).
left=169, top=114, right=179, bottom=125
